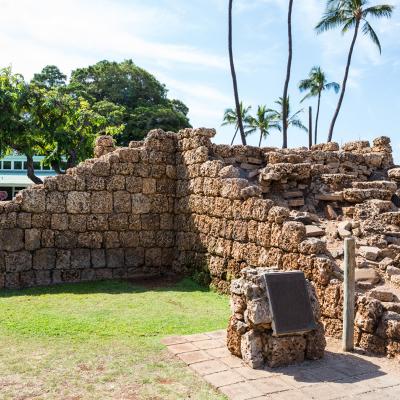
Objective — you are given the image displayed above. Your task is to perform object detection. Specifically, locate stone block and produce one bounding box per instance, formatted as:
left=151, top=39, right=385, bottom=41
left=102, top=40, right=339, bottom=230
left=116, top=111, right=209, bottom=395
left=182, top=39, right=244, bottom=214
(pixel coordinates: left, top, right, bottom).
left=86, top=175, right=105, bottom=191
left=113, top=191, right=131, bottom=213
left=19, top=188, right=46, bottom=213
left=106, top=248, right=125, bottom=268
left=66, top=192, right=91, bottom=214
left=56, top=250, right=71, bottom=269
left=5, top=251, right=32, bottom=272
left=31, top=213, right=51, bottom=228
left=35, top=270, right=52, bottom=286
left=25, top=229, right=42, bottom=251
left=41, top=229, right=55, bottom=247
left=91, top=192, right=113, bottom=213
left=104, top=231, right=120, bottom=248
left=131, top=194, right=151, bottom=214
left=92, top=160, right=111, bottom=176
left=125, top=247, right=144, bottom=267
left=145, top=248, right=162, bottom=267
left=33, top=248, right=56, bottom=270
left=55, top=231, right=78, bottom=249
left=46, top=192, right=66, bottom=213
left=91, top=249, right=106, bottom=268
left=51, top=214, right=69, bottom=230
left=0, top=228, right=24, bottom=251
left=71, top=248, right=91, bottom=269
left=77, top=232, right=103, bottom=248
left=16, top=213, right=32, bottom=229
left=109, top=213, right=129, bottom=231
left=56, top=175, right=76, bottom=191
left=126, top=176, right=143, bottom=193
left=87, top=214, right=109, bottom=231
left=68, top=215, right=87, bottom=232
left=119, top=231, right=139, bottom=247
left=106, top=175, right=125, bottom=191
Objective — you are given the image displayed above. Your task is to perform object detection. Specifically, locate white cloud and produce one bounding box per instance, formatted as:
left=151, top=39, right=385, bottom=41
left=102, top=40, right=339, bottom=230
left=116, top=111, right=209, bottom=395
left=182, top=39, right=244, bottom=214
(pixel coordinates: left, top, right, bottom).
left=0, top=0, right=228, bottom=78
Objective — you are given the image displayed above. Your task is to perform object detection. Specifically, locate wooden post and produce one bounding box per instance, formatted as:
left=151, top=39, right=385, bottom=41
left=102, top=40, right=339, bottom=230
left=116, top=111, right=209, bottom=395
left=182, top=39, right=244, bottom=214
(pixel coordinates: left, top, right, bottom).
left=343, top=237, right=355, bottom=352
left=308, top=106, right=313, bottom=149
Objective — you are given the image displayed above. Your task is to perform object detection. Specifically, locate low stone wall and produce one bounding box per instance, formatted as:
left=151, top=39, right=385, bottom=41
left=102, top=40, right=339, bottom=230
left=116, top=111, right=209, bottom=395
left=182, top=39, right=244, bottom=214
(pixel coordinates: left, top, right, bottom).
left=0, top=133, right=177, bottom=288
left=1, top=127, right=399, bottom=358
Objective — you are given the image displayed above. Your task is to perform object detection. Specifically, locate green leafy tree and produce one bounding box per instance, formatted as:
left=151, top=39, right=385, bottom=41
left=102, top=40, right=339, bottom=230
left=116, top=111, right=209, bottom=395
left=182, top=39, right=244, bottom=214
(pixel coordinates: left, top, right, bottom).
left=228, top=0, right=246, bottom=145
left=247, top=106, right=281, bottom=147
left=299, top=66, right=340, bottom=144
left=282, top=0, right=295, bottom=149
left=316, top=0, right=394, bottom=142
left=222, top=102, right=253, bottom=145
left=270, top=97, right=308, bottom=135
left=0, top=67, right=124, bottom=183
left=70, top=60, right=190, bottom=144
left=31, top=65, right=67, bottom=88
left=0, top=67, right=45, bottom=184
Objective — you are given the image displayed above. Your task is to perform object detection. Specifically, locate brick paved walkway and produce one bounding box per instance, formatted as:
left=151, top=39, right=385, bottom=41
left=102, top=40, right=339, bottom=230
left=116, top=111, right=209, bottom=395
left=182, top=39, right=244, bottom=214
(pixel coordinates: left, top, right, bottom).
left=162, top=330, right=400, bottom=400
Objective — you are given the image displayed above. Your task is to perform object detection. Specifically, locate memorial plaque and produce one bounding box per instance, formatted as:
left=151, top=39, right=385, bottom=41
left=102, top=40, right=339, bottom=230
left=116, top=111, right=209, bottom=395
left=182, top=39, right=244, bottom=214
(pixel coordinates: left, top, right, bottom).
left=264, top=271, right=316, bottom=336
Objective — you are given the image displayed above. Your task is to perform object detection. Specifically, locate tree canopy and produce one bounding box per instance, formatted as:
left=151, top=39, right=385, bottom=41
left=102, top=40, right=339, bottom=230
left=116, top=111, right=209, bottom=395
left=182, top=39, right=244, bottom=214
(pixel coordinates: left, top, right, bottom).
left=0, top=60, right=191, bottom=183
left=70, top=60, right=191, bottom=145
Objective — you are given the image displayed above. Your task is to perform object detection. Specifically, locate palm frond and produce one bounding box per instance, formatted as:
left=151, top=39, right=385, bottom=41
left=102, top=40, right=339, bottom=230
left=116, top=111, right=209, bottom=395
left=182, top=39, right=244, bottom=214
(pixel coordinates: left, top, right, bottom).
left=325, top=81, right=340, bottom=93
left=315, top=12, right=347, bottom=34
left=291, top=119, right=308, bottom=132
left=363, top=4, right=394, bottom=19
left=341, top=17, right=357, bottom=33
left=300, top=92, right=315, bottom=103
left=362, top=21, right=382, bottom=53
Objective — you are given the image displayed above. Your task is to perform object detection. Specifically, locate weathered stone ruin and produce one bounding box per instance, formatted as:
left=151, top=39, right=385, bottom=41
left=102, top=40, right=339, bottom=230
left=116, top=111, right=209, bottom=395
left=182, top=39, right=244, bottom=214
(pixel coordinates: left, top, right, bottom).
left=1, top=128, right=400, bottom=358
left=227, top=267, right=326, bottom=368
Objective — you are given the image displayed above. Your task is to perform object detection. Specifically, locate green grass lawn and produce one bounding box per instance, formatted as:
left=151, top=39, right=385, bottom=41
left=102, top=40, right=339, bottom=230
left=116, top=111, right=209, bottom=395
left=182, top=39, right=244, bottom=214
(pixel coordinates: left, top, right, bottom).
left=0, top=278, right=230, bottom=400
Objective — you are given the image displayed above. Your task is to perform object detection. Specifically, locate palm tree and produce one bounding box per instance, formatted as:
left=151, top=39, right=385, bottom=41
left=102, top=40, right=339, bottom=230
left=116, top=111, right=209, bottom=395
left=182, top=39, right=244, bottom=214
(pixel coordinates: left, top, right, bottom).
left=316, top=0, right=394, bottom=142
left=247, top=106, right=281, bottom=147
left=228, top=0, right=246, bottom=145
left=282, top=0, right=294, bottom=149
left=271, top=97, right=308, bottom=138
left=299, top=66, right=340, bottom=145
left=222, top=102, right=253, bottom=145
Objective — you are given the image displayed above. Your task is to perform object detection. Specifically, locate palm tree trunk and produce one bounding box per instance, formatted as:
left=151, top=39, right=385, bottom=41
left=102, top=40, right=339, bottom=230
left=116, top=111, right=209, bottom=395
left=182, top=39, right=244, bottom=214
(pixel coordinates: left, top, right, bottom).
left=228, top=0, right=246, bottom=146
left=282, top=0, right=294, bottom=149
left=315, top=92, right=321, bottom=144
left=258, top=128, right=264, bottom=147
left=26, top=154, right=43, bottom=184
left=327, top=20, right=360, bottom=142
left=231, top=127, right=239, bottom=146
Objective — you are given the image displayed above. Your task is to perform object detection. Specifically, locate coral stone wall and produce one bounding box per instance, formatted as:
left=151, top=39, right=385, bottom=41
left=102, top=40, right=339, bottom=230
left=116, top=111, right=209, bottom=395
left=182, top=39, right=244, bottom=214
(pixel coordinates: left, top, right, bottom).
left=0, top=132, right=177, bottom=288
left=1, top=127, right=399, bottom=358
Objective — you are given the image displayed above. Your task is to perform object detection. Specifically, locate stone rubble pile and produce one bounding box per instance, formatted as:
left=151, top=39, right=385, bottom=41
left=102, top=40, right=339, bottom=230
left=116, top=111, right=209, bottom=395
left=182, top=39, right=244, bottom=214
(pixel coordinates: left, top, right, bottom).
left=227, top=267, right=326, bottom=368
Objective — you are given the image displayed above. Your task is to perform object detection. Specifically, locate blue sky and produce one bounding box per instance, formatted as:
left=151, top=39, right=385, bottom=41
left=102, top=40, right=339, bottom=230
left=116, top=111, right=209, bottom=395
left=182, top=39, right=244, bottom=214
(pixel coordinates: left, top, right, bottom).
left=1, top=0, right=399, bottom=160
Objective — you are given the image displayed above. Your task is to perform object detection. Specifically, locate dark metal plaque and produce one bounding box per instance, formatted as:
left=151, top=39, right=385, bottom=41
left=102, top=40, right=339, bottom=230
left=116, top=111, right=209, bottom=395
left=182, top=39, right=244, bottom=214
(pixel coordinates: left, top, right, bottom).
left=264, top=271, right=316, bottom=336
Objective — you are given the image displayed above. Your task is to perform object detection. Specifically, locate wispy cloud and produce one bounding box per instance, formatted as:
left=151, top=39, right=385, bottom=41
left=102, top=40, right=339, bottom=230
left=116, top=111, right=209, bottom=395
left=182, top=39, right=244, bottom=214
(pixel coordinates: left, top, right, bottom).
left=0, top=0, right=228, bottom=77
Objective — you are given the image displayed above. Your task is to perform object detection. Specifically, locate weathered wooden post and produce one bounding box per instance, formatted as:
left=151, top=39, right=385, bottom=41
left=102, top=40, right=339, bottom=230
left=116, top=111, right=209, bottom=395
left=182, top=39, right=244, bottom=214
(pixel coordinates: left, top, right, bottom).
left=343, top=237, right=355, bottom=352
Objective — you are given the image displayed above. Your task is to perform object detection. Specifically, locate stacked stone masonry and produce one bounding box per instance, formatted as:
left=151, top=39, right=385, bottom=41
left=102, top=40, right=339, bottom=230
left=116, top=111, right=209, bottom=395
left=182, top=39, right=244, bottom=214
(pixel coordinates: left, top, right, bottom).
left=1, top=128, right=400, bottom=358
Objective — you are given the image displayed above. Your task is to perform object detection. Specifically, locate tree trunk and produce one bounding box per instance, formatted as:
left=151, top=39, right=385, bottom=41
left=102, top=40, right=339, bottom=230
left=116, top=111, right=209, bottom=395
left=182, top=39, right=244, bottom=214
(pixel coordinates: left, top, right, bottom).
left=308, top=106, right=313, bottom=149
left=315, top=92, right=321, bottom=145
left=231, top=127, right=239, bottom=146
left=228, top=0, right=246, bottom=146
left=282, top=0, right=294, bottom=149
left=258, top=128, right=264, bottom=148
left=26, top=155, right=43, bottom=184
left=50, top=160, right=65, bottom=174
left=327, top=20, right=360, bottom=142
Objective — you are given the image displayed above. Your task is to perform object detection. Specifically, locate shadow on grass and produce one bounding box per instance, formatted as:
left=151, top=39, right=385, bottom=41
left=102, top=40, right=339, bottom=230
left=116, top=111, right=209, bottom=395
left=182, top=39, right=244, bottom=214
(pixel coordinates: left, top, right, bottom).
left=0, top=276, right=215, bottom=298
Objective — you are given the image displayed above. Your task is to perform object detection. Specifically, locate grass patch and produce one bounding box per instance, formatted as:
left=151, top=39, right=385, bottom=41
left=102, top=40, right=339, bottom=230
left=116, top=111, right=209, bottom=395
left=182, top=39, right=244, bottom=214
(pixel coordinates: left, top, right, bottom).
left=0, top=278, right=229, bottom=399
